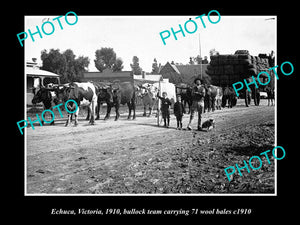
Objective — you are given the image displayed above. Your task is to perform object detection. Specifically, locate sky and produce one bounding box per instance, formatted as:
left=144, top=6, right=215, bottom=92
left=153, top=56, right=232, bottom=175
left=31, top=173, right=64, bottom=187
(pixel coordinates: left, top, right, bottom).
left=24, top=15, right=276, bottom=72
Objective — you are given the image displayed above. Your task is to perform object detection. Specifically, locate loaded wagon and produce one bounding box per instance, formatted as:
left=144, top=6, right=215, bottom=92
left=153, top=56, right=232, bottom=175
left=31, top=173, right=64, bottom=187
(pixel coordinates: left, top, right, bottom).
left=206, top=50, right=275, bottom=106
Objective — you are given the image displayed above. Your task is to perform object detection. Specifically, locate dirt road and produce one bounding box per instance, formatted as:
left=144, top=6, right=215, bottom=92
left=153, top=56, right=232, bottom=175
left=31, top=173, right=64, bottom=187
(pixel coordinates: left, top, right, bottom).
left=26, top=99, right=275, bottom=194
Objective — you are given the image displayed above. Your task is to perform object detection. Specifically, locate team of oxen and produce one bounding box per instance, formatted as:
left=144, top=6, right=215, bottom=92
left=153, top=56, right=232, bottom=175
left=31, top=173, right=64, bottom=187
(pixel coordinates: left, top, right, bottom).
left=31, top=80, right=240, bottom=126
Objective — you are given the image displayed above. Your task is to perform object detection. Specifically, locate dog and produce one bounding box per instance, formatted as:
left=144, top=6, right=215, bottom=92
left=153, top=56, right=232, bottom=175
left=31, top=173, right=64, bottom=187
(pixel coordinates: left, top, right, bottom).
left=201, top=119, right=215, bottom=131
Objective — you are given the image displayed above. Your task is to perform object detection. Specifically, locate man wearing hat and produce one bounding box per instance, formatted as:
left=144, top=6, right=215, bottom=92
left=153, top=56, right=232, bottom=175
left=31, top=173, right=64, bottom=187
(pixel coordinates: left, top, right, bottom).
left=187, top=77, right=206, bottom=131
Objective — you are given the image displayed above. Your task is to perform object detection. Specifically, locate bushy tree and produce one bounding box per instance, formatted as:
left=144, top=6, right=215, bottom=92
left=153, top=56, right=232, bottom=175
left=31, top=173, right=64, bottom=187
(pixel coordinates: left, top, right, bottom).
left=151, top=58, right=159, bottom=74
left=112, top=57, right=124, bottom=72
left=94, top=47, right=123, bottom=72
left=41, top=48, right=90, bottom=83
left=130, top=56, right=142, bottom=75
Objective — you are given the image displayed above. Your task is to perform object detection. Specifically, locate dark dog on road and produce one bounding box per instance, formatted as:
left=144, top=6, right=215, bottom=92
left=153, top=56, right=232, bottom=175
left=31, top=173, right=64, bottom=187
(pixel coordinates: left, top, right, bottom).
left=201, top=119, right=215, bottom=131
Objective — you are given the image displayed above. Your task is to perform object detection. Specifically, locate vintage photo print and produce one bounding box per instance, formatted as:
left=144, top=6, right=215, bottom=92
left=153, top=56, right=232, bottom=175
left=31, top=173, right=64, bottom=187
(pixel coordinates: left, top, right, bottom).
left=22, top=15, right=277, bottom=196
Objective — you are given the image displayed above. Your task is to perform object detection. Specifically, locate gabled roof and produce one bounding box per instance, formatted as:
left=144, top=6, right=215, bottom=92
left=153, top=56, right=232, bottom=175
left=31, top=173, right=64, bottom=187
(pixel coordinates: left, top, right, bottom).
left=176, top=64, right=208, bottom=76
left=170, top=64, right=181, bottom=74
left=160, top=62, right=209, bottom=77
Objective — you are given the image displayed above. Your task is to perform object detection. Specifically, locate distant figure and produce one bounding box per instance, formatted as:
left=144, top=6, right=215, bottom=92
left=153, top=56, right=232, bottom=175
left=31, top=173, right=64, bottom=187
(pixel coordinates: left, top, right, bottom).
left=266, top=86, right=275, bottom=106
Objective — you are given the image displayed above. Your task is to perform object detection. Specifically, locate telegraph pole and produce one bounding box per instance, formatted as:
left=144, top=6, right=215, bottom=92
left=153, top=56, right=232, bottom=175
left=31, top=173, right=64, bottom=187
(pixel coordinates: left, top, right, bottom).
left=199, top=33, right=202, bottom=79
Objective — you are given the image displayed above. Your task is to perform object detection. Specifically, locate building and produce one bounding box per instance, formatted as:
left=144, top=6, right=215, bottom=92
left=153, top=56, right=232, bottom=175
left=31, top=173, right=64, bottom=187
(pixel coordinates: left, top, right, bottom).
left=82, top=68, right=133, bottom=83
left=159, top=62, right=209, bottom=85
left=133, top=72, right=163, bottom=82
left=26, top=59, right=60, bottom=106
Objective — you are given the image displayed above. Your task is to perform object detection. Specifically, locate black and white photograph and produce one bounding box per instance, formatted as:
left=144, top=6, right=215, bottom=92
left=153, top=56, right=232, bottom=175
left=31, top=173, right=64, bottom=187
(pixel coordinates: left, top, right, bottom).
left=14, top=6, right=297, bottom=220
left=22, top=14, right=277, bottom=195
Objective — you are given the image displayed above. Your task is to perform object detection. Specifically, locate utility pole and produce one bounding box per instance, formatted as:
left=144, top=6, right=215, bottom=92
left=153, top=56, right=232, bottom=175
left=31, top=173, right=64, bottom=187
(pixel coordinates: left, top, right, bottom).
left=199, top=33, right=202, bottom=79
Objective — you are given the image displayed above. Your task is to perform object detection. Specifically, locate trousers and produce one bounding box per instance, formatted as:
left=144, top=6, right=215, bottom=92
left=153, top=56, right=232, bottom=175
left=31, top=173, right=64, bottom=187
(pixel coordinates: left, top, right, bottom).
left=188, top=100, right=204, bottom=128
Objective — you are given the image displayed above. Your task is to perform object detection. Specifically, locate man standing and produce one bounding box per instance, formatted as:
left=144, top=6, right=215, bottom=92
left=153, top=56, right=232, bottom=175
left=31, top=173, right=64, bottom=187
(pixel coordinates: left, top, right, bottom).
left=187, top=78, right=206, bottom=131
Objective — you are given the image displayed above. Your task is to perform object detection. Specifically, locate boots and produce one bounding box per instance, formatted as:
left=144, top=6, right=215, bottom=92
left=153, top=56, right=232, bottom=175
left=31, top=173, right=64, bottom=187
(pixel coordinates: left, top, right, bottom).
left=187, top=114, right=193, bottom=130
left=187, top=115, right=202, bottom=131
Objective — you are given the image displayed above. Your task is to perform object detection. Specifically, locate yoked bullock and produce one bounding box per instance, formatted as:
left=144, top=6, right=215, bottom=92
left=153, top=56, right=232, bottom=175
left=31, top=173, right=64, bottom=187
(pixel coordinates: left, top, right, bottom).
left=65, top=82, right=98, bottom=126
left=31, top=84, right=60, bottom=125
left=176, top=83, right=223, bottom=113
left=104, top=82, right=136, bottom=121
left=68, top=81, right=136, bottom=123
left=136, top=83, right=158, bottom=117
left=30, top=81, right=136, bottom=126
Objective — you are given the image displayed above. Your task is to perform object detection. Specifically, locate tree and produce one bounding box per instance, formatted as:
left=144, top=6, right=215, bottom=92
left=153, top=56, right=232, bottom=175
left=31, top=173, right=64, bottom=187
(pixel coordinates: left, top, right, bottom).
left=112, top=57, right=124, bottom=72
left=94, top=47, right=123, bottom=72
left=194, top=55, right=202, bottom=64
left=40, top=48, right=90, bottom=83
left=41, top=49, right=66, bottom=76
left=189, top=57, right=195, bottom=65
left=209, top=48, right=219, bottom=56
left=74, top=56, right=90, bottom=77
left=130, top=56, right=142, bottom=75
left=151, top=58, right=159, bottom=74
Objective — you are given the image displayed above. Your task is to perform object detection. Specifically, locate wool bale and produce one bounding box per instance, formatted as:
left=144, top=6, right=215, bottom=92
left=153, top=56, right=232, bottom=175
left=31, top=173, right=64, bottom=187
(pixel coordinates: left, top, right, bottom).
left=239, top=59, right=251, bottom=65
left=234, top=50, right=249, bottom=55
left=258, top=53, right=268, bottom=58
left=238, top=54, right=251, bottom=60
left=214, top=65, right=224, bottom=74
left=227, top=55, right=238, bottom=64
left=210, top=59, right=219, bottom=65
left=224, top=65, right=234, bottom=74
left=247, top=68, right=257, bottom=76
left=218, top=55, right=231, bottom=64
left=233, top=64, right=244, bottom=74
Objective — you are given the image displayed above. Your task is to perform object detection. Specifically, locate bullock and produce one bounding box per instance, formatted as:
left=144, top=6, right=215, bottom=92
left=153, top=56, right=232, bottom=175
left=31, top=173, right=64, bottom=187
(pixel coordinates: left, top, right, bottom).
left=94, top=88, right=114, bottom=120
left=31, top=86, right=59, bottom=125
left=175, top=83, right=192, bottom=114
left=74, top=81, right=114, bottom=121
left=105, top=82, right=136, bottom=121
left=222, top=86, right=237, bottom=108
left=65, top=82, right=98, bottom=126
left=89, top=81, right=114, bottom=120
left=137, top=83, right=158, bottom=117
left=203, top=84, right=223, bottom=112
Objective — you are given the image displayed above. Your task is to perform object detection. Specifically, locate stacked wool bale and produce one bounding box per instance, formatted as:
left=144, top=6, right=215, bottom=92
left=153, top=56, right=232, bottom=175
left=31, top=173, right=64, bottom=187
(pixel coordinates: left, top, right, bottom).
left=206, top=50, right=270, bottom=87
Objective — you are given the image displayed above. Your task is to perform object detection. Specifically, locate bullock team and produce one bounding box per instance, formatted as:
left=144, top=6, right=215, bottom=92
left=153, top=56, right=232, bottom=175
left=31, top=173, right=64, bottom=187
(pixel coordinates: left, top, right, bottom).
left=32, top=81, right=136, bottom=126
left=31, top=77, right=274, bottom=130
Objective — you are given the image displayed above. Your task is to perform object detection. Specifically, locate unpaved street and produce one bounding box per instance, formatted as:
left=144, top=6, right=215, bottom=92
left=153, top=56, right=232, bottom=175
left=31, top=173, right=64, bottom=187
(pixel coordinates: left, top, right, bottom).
left=26, top=99, right=275, bottom=194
